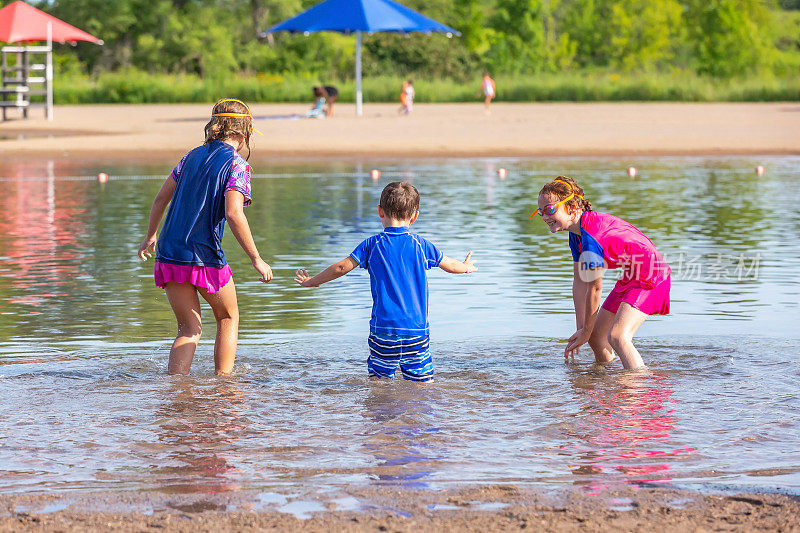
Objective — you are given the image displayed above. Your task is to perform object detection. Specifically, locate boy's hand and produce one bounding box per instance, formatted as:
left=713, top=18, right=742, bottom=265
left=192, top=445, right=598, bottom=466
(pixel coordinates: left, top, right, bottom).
left=138, top=236, right=157, bottom=261
left=462, top=252, right=477, bottom=273
left=253, top=257, right=273, bottom=283
left=438, top=253, right=477, bottom=274
left=294, top=268, right=315, bottom=287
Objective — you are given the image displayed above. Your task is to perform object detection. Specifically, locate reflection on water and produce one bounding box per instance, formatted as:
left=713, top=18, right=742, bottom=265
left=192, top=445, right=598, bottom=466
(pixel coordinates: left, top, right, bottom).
left=566, top=371, right=696, bottom=495
left=0, top=156, right=798, bottom=498
left=154, top=379, right=249, bottom=494
left=0, top=161, right=86, bottom=311
left=362, top=382, right=444, bottom=488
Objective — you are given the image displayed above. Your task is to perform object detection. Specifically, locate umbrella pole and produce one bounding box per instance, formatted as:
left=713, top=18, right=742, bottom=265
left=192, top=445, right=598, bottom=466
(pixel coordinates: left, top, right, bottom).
left=355, top=30, right=362, bottom=117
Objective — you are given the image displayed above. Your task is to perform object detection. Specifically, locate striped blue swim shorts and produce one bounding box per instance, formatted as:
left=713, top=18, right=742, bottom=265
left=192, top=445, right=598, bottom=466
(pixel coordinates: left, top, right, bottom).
left=367, top=333, right=433, bottom=382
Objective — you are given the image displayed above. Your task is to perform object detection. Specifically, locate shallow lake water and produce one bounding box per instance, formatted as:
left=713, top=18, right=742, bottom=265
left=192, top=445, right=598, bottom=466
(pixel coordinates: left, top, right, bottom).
left=0, top=156, right=798, bottom=503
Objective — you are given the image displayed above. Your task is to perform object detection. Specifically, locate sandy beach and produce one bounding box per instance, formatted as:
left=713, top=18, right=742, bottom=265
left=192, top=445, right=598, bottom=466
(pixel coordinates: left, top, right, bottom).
left=0, top=102, right=798, bottom=162
left=2, top=484, right=799, bottom=532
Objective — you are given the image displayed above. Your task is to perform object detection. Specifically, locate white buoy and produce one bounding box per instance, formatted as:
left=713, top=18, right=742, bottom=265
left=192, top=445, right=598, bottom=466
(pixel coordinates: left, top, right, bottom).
left=627, top=167, right=637, bottom=178
left=370, top=169, right=381, bottom=180
left=756, top=165, right=766, bottom=176
left=497, top=168, right=507, bottom=179
left=97, top=172, right=109, bottom=183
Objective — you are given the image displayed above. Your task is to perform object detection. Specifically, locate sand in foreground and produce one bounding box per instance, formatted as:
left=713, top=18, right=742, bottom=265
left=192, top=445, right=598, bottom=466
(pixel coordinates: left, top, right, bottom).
left=0, top=102, right=798, bottom=162
left=2, top=485, right=799, bottom=532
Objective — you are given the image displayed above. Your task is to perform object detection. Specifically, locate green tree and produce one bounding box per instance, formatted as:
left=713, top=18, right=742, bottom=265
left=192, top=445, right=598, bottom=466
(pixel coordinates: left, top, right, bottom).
left=45, top=0, right=171, bottom=72
left=486, top=0, right=547, bottom=73
left=607, top=0, right=683, bottom=70
left=24, top=0, right=799, bottom=83
left=685, top=0, right=773, bottom=76
left=563, top=0, right=683, bottom=69
left=454, top=0, right=493, bottom=57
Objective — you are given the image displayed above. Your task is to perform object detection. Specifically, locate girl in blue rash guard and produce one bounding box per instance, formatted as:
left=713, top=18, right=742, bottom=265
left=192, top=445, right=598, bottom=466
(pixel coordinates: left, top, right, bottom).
left=138, top=98, right=273, bottom=375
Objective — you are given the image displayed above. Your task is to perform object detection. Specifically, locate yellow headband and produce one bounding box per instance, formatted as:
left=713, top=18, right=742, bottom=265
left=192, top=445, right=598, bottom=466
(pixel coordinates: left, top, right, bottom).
left=212, top=98, right=263, bottom=136
left=553, top=179, right=583, bottom=199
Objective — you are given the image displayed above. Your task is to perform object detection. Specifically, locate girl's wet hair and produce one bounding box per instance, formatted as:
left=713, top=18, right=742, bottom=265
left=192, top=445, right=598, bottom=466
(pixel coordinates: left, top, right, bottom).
left=539, top=175, right=592, bottom=212
left=204, top=99, right=253, bottom=160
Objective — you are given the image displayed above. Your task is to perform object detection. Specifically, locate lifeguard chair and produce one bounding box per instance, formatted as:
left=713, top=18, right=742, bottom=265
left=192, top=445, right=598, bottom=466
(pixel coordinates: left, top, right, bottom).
left=1, top=41, right=45, bottom=120
left=0, top=1, right=101, bottom=121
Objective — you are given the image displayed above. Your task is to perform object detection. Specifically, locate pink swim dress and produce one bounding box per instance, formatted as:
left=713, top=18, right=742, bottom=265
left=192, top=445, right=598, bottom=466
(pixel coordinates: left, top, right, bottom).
left=154, top=262, right=233, bottom=294
left=569, top=211, right=671, bottom=316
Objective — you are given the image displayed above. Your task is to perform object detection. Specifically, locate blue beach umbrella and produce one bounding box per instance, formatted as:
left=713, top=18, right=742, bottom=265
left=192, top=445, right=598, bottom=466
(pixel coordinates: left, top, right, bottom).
left=262, top=0, right=460, bottom=116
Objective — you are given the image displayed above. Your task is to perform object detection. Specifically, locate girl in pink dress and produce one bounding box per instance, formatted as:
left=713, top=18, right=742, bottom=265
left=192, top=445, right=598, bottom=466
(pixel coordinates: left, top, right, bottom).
left=533, top=176, right=671, bottom=369
left=138, top=98, right=272, bottom=375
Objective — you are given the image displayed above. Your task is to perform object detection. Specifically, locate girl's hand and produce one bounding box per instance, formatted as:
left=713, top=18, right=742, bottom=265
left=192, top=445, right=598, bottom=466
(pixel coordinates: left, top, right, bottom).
left=462, top=252, right=477, bottom=273
left=252, top=257, right=273, bottom=283
left=138, top=236, right=157, bottom=261
left=294, top=268, right=315, bottom=287
left=565, top=328, right=590, bottom=362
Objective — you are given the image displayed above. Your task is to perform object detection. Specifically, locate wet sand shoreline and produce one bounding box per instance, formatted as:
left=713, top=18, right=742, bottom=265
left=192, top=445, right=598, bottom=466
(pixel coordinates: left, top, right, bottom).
left=0, top=102, right=798, bottom=163
left=2, top=485, right=798, bottom=532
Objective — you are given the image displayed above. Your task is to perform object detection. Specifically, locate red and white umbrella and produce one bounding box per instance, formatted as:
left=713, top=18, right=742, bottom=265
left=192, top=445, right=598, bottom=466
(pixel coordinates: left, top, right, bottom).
left=0, top=1, right=102, bottom=44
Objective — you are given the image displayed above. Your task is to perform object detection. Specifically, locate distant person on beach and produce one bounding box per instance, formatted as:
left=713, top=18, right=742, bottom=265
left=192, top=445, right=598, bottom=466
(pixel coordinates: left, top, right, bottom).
left=480, top=72, right=496, bottom=114
left=321, top=85, right=338, bottom=117
left=308, top=86, right=338, bottom=118
left=533, top=176, right=671, bottom=370
left=294, top=181, right=476, bottom=382
left=398, top=80, right=414, bottom=115
left=138, top=98, right=272, bottom=375
left=307, top=87, right=327, bottom=118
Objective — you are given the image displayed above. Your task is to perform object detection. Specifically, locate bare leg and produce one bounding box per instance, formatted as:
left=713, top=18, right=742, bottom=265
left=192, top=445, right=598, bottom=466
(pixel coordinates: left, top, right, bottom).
left=484, top=96, right=491, bottom=114
left=588, top=307, right=616, bottom=364
left=198, top=279, right=239, bottom=375
left=607, top=303, right=648, bottom=370
left=164, top=282, right=202, bottom=375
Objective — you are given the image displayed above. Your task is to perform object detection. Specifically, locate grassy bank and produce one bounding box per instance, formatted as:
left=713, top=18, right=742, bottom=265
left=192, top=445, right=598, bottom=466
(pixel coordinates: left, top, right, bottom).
left=51, top=71, right=800, bottom=104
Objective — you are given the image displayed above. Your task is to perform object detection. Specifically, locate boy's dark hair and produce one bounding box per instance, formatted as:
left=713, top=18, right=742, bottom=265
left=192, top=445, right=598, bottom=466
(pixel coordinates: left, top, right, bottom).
left=380, top=181, right=420, bottom=220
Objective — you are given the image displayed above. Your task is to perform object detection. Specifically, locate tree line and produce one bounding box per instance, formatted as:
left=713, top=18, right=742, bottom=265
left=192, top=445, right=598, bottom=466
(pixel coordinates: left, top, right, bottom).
left=20, top=0, right=800, bottom=79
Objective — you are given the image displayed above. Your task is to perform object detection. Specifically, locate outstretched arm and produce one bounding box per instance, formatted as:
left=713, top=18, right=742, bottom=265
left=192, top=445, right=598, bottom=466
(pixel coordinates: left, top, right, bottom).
left=225, top=190, right=273, bottom=283
left=438, top=252, right=477, bottom=274
left=138, top=177, right=176, bottom=261
left=295, top=257, right=358, bottom=287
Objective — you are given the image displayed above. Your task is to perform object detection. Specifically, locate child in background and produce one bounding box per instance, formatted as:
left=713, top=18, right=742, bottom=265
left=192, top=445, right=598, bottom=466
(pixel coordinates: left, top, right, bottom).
left=533, top=176, right=670, bottom=370
left=321, top=85, right=338, bottom=117
left=138, top=98, right=273, bottom=375
left=294, top=182, right=476, bottom=382
left=307, top=87, right=327, bottom=118
left=398, top=80, right=414, bottom=115
left=481, top=72, right=496, bottom=115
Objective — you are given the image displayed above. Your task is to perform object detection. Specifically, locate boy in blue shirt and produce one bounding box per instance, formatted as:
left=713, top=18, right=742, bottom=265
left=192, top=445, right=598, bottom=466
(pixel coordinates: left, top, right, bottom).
left=294, top=181, right=476, bottom=382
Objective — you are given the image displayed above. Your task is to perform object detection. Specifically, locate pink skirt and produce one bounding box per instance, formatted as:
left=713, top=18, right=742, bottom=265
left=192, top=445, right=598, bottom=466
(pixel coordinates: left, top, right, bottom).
left=602, top=276, right=671, bottom=316
left=154, top=262, right=232, bottom=294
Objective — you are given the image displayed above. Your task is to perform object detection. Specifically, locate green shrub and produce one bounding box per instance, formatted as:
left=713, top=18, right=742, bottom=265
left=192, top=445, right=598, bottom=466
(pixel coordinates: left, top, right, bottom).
left=53, top=70, right=800, bottom=104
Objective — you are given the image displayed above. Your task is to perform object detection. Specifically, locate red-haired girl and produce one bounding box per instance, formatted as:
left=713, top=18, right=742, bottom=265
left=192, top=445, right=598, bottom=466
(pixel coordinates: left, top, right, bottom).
left=533, top=176, right=671, bottom=369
